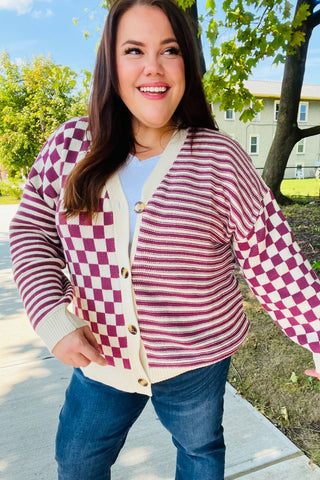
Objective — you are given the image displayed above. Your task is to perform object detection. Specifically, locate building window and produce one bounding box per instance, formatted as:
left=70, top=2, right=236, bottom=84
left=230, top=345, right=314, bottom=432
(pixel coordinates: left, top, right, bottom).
left=250, top=135, right=259, bottom=155
left=274, top=101, right=280, bottom=121
left=297, top=138, right=305, bottom=154
left=251, top=101, right=261, bottom=121
left=299, top=103, right=308, bottom=122
left=225, top=109, right=235, bottom=120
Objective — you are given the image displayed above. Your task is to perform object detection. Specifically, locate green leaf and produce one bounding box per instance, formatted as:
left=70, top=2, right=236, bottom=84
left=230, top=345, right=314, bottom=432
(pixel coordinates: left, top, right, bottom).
left=292, top=3, right=311, bottom=29
left=206, top=0, right=216, bottom=10
left=290, top=372, right=299, bottom=384
left=280, top=406, right=290, bottom=424
left=273, top=53, right=286, bottom=65
left=290, top=30, right=306, bottom=48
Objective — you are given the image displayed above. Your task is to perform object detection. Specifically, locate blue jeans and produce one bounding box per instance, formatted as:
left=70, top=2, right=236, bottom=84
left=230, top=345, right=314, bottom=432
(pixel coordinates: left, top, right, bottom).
left=56, top=357, right=230, bottom=480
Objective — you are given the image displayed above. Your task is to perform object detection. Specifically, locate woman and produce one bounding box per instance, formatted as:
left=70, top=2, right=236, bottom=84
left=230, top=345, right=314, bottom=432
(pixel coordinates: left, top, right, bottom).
left=9, top=0, right=320, bottom=479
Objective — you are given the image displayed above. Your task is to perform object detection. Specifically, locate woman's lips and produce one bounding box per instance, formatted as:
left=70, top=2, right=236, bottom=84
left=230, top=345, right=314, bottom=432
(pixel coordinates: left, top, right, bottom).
left=139, top=86, right=168, bottom=93
left=137, top=85, right=170, bottom=99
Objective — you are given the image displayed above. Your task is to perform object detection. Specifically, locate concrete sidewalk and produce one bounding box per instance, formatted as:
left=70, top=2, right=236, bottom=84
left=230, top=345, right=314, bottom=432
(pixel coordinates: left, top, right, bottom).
left=1, top=204, right=319, bottom=480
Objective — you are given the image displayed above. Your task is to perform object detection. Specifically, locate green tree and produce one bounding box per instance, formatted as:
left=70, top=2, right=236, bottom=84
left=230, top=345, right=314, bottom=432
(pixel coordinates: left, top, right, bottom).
left=200, top=0, right=320, bottom=202
left=198, top=1, right=315, bottom=121
left=262, top=0, right=320, bottom=203
left=80, top=1, right=320, bottom=201
left=0, top=51, right=89, bottom=178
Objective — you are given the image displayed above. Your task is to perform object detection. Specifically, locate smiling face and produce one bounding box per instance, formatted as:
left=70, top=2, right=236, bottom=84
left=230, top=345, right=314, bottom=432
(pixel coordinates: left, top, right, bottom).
left=116, top=4, right=186, bottom=139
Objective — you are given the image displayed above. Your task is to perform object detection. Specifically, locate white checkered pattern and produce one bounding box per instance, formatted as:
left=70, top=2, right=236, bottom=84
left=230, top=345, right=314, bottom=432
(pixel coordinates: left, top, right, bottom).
left=57, top=206, right=130, bottom=368
left=235, top=190, right=320, bottom=353
left=10, top=118, right=131, bottom=369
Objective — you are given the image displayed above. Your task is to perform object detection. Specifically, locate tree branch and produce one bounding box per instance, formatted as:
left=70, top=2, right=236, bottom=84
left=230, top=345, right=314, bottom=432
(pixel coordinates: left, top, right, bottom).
left=297, top=125, right=320, bottom=139
left=310, top=9, right=320, bottom=28
left=256, top=6, right=270, bottom=31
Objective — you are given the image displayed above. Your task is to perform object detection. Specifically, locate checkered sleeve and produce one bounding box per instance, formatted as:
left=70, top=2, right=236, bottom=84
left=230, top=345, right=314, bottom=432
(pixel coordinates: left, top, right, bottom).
left=234, top=189, right=320, bottom=369
left=9, top=120, right=87, bottom=350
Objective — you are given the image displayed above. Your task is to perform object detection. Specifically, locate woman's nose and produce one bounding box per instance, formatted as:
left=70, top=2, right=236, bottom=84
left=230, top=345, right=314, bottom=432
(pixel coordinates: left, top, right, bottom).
left=143, top=55, right=164, bottom=76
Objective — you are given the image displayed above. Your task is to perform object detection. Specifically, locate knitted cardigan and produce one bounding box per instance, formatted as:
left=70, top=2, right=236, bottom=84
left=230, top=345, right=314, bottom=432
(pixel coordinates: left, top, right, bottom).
left=10, top=117, right=320, bottom=395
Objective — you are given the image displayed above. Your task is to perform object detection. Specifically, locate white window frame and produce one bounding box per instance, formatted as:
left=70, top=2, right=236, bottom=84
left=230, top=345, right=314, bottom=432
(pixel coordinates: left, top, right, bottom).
left=295, top=163, right=304, bottom=179
left=274, top=101, right=280, bottom=121
left=225, top=109, right=235, bottom=120
left=249, top=135, right=259, bottom=155
left=297, top=138, right=306, bottom=154
left=298, top=102, right=308, bottom=122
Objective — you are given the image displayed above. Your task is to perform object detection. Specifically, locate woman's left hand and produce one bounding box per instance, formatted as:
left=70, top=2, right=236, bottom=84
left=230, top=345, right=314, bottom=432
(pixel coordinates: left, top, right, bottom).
left=305, top=369, right=320, bottom=379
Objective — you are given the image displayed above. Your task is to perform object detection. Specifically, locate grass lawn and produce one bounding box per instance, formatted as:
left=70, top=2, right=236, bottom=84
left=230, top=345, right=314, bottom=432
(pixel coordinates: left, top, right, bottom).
left=0, top=196, right=20, bottom=205
left=281, top=178, right=320, bottom=198
left=0, top=195, right=20, bottom=205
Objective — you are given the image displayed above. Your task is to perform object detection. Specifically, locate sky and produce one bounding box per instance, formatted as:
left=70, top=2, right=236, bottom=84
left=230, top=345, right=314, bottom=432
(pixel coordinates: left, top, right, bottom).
left=0, top=0, right=319, bottom=85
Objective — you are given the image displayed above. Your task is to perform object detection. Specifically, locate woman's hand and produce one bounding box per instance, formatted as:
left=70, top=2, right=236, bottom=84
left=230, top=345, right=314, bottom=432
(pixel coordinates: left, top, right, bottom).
left=305, top=370, right=320, bottom=380
left=52, top=326, right=108, bottom=368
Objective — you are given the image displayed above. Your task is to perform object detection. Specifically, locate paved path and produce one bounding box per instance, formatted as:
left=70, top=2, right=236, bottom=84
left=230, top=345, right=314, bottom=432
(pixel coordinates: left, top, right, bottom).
left=1, top=204, right=319, bottom=479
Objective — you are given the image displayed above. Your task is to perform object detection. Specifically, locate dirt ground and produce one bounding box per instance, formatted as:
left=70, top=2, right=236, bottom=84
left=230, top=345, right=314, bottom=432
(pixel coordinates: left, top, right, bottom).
left=228, top=201, right=320, bottom=467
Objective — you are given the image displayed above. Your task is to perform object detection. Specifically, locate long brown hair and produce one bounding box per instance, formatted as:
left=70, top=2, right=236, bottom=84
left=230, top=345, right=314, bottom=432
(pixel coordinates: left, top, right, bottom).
left=64, top=0, right=218, bottom=217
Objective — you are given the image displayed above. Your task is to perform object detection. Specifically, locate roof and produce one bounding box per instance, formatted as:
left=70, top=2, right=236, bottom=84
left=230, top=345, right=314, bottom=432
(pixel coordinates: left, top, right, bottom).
left=244, top=80, right=320, bottom=100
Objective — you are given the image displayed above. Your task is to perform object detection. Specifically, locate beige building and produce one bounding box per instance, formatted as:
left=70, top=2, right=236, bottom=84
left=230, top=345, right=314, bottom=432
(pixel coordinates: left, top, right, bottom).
left=213, top=80, right=320, bottom=179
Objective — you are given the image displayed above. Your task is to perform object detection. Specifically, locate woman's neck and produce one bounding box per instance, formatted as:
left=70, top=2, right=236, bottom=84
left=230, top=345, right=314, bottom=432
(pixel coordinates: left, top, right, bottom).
left=133, top=124, right=176, bottom=161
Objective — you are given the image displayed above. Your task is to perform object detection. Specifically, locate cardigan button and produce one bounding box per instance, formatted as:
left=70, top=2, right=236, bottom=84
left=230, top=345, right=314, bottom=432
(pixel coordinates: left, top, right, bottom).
left=121, top=267, right=129, bottom=279
left=128, top=325, right=138, bottom=335
left=138, top=378, right=149, bottom=387
left=134, top=201, right=146, bottom=214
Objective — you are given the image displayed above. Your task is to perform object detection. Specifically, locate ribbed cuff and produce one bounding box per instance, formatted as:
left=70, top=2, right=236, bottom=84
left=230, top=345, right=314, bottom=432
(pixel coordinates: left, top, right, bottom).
left=35, top=304, right=86, bottom=352
left=312, top=352, right=320, bottom=373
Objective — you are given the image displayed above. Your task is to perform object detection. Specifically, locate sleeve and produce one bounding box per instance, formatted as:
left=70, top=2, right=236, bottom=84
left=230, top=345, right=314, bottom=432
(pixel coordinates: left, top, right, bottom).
left=9, top=124, right=86, bottom=352
left=233, top=189, right=320, bottom=372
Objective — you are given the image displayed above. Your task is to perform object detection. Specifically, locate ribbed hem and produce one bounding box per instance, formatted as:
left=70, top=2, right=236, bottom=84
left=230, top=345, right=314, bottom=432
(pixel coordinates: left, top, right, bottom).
left=148, top=365, right=192, bottom=384
left=35, top=304, right=86, bottom=351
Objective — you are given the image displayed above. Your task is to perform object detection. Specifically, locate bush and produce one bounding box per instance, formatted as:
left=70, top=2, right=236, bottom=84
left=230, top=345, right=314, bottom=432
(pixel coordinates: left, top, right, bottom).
left=0, top=179, right=23, bottom=200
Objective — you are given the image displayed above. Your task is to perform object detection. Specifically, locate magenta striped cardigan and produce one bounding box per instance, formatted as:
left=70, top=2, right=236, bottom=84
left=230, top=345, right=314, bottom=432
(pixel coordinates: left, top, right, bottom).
left=9, top=117, right=320, bottom=394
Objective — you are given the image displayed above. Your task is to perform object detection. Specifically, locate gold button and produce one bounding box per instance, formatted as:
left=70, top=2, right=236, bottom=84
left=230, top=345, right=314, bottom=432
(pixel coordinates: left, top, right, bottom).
left=121, top=267, right=129, bottom=279
left=138, top=378, right=148, bottom=387
left=134, top=201, right=146, bottom=214
left=128, top=325, right=138, bottom=335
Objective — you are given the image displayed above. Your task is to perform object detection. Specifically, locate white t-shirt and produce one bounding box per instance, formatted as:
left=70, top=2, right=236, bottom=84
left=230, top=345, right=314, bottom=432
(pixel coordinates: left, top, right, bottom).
left=119, top=154, right=160, bottom=246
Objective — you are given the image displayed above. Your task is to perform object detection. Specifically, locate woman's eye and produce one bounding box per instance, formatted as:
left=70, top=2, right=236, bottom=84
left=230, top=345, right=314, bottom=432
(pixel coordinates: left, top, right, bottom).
left=124, top=47, right=142, bottom=55
left=164, top=46, right=181, bottom=56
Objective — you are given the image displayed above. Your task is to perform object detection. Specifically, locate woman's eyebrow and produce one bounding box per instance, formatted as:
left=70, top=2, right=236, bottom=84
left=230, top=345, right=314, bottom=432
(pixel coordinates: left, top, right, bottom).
left=121, top=37, right=178, bottom=47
